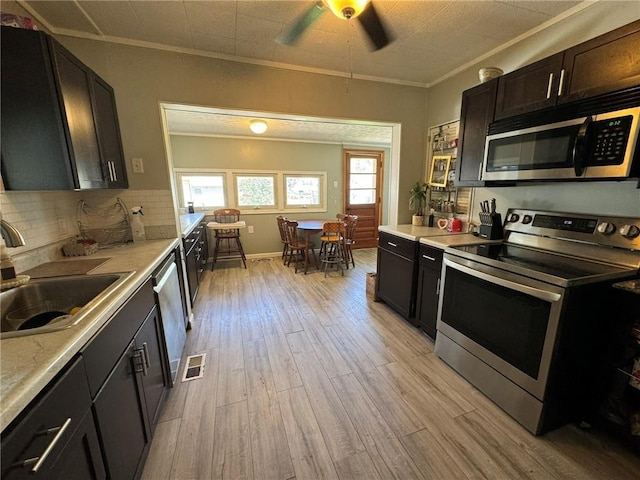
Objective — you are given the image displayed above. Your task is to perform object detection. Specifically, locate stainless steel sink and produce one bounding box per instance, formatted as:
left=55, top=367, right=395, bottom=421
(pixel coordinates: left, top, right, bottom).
left=1, top=272, right=134, bottom=338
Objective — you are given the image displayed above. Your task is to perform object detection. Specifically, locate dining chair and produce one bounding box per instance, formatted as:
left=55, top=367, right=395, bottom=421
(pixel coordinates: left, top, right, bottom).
left=284, top=220, right=316, bottom=274
left=276, top=215, right=289, bottom=263
left=336, top=214, right=358, bottom=268
left=211, top=208, right=247, bottom=270
left=320, top=221, right=346, bottom=277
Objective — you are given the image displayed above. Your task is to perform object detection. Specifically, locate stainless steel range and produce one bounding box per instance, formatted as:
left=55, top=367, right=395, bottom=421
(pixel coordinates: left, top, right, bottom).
left=435, top=209, right=640, bottom=435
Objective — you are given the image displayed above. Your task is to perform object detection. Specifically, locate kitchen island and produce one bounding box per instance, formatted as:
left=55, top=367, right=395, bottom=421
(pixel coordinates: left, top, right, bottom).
left=0, top=238, right=179, bottom=433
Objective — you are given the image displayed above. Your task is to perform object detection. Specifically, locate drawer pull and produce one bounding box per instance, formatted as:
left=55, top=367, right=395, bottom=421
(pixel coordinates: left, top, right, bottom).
left=422, top=254, right=436, bottom=261
left=17, top=417, right=72, bottom=473
left=387, top=242, right=397, bottom=247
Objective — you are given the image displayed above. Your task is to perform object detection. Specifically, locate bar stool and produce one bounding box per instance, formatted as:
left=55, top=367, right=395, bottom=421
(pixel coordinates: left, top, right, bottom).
left=320, top=221, right=346, bottom=277
left=211, top=209, right=247, bottom=270
left=337, top=214, right=358, bottom=268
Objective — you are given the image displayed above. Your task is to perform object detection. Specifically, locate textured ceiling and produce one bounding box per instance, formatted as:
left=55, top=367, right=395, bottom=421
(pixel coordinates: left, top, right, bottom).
left=14, top=0, right=593, bottom=143
left=165, top=107, right=394, bottom=146
left=19, top=0, right=586, bottom=87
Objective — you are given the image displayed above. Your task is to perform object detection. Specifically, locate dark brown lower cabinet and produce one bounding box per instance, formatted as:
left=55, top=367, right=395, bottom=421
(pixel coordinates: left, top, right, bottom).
left=92, top=306, right=165, bottom=479
left=1, top=357, right=106, bottom=480
left=414, top=245, right=444, bottom=340
left=376, top=232, right=418, bottom=319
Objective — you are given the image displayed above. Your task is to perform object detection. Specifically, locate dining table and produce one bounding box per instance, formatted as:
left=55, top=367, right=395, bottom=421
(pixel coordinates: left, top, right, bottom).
left=295, top=219, right=331, bottom=274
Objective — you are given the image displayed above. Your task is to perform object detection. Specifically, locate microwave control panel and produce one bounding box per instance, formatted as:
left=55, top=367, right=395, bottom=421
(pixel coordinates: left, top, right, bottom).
left=590, top=115, right=633, bottom=165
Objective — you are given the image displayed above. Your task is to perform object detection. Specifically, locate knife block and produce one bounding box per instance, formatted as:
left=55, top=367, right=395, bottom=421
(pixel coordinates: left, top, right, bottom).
left=479, top=213, right=503, bottom=240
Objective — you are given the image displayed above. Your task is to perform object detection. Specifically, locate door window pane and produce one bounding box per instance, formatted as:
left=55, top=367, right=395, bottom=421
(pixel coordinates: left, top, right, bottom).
left=179, top=174, right=226, bottom=208
left=350, top=189, right=375, bottom=204
left=350, top=174, right=376, bottom=189
left=285, top=175, right=322, bottom=206
left=350, top=157, right=376, bottom=173
left=235, top=175, right=276, bottom=207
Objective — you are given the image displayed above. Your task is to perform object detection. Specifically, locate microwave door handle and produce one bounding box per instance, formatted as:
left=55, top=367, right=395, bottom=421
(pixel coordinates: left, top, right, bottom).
left=572, top=116, right=592, bottom=177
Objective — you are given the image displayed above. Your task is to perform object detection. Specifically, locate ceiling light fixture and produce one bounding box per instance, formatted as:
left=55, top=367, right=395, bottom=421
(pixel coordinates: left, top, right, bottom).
left=324, top=0, right=370, bottom=19
left=249, top=120, right=268, bottom=134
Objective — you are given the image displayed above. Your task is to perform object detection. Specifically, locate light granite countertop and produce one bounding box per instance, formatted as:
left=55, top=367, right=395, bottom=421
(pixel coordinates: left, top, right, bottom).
left=1, top=238, right=179, bottom=432
left=378, top=224, right=466, bottom=242
left=179, top=212, right=205, bottom=237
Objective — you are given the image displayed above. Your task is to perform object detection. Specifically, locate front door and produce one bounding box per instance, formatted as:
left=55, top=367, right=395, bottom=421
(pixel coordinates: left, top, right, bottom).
left=343, top=149, right=383, bottom=249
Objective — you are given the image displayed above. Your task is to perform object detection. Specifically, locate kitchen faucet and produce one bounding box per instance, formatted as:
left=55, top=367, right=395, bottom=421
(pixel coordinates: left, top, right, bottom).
left=0, top=219, right=26, bottom=247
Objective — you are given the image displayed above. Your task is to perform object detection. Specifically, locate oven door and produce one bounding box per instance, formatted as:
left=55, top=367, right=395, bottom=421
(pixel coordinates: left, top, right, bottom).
left=436, top=255, right=566, bottom=400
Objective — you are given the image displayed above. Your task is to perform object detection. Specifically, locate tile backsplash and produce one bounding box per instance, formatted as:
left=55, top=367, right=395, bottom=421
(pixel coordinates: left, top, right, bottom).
left=1, top=189, right=177, bottom=272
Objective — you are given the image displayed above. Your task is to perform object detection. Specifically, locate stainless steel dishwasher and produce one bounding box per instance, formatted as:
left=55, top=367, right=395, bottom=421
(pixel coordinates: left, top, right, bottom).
left=153, top=252, right=187, bottom=385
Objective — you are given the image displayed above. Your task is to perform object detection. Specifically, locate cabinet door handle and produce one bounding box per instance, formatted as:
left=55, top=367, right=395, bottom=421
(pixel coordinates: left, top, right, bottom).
left=106, top=161, right=114, bottom=181
left=142, top=342, right=151, bottom=369
left=557, top=69, right=565, bottom=96
left=387, top=242, right=397, bottom=247
left=422, top=254, right=436, bottom=262
left=478, top=162, right=483, bottom=181
left=546, top=72, right=554, bottom=99
left=133, top=347, right=147, bottom=376
left=16, top=417, right=72, bottom=473
left=436, top=278, right=441, bottom=296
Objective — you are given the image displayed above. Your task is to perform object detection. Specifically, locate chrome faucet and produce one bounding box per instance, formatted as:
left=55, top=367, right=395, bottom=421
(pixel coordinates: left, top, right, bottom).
left=1, top=219, right=26, bottom=247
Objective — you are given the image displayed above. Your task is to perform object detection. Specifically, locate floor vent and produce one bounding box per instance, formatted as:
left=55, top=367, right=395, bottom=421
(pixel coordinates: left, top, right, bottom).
left=181, top=353, right=206, bottom=382
left=251, top=257, right=274, bottom=263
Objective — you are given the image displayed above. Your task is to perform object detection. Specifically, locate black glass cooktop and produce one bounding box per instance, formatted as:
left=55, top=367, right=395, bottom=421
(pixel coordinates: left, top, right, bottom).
left=450, top=243, right=633, bottom=286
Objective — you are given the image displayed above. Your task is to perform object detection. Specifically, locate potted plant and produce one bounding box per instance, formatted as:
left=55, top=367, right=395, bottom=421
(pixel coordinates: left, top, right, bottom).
left=409, top=181, right=428, bottom=226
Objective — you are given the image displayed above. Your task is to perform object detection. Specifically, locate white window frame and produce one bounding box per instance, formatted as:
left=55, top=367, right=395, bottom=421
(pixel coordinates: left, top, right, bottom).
left=283, top=173, right=325, bottom=210
left=175, top=170, right=228, bottom=211
left=174, top=168, right=327, bottom=215
left=234, top=172, right=278, bottom=212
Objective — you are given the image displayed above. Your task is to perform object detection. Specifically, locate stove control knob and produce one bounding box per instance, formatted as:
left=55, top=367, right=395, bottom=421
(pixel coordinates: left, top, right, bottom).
left=597, top=222, right=616, bottom=235
left=522, top=215, right=533, bottom=224
left=508, top=213, right=520, bottom=223
left=620, top=224, right=640, bottom=239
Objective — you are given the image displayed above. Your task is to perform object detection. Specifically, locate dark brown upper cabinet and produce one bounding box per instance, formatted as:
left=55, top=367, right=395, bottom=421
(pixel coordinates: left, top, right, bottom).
left=1, top=26, right=128, bottom=190
left=455, top=78, right=498, bottom=187
left=495, top=19, right=640, bottom=121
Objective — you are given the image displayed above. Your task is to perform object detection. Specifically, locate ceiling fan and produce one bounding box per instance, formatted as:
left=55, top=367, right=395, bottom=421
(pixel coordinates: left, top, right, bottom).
left=279, top=0, right=393, bottom=51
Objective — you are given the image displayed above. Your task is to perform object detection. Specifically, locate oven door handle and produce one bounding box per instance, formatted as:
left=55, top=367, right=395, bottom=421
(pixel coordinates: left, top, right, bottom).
left=444, top=258, right=562, bottom=303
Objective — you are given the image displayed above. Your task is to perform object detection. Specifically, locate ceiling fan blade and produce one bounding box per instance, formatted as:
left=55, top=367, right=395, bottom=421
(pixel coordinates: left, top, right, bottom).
left=357, top=2, right=393, bottom=51
left=278, top=1, right=326, bottom=45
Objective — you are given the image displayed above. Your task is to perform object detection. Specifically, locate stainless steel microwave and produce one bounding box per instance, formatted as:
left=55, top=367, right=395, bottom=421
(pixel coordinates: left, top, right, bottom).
left=482, top=107, right=640, bottom=181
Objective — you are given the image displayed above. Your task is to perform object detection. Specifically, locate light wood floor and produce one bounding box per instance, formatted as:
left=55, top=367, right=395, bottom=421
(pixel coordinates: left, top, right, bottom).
left=142, top=248, right=640, bottom=480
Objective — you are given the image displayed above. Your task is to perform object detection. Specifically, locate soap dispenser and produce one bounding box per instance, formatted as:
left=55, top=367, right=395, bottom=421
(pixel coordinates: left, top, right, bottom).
left=131, top=206, right=146, bottom=243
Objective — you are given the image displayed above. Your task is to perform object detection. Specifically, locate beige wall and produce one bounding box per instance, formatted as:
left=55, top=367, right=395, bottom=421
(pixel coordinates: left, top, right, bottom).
left=426, top=1, right=640, bottom=223
left=53, top=36, right=427, bottom=225
left=170, top=135, right=390, bottom=255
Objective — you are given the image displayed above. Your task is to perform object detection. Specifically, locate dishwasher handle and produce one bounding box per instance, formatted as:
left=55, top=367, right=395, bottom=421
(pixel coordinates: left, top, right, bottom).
left=153, top=261, right=178, bottom=293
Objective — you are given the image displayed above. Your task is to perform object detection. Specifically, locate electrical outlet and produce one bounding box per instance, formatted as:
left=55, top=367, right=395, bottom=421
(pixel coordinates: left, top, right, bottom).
left=132, top=157, right=144, bottom=173
left=248, top=226, right=254, bottom=234
left=333, top=181, right=338, bottom=188
left=57, top=218, right=69, bottom=235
